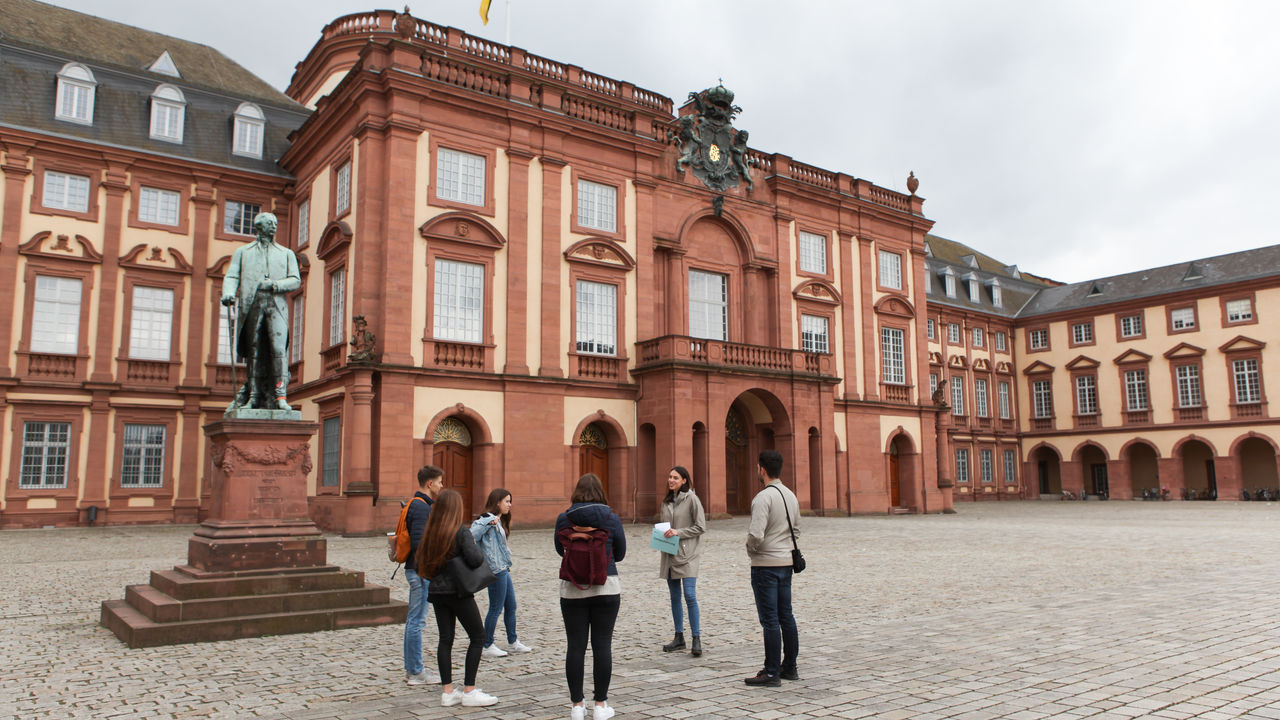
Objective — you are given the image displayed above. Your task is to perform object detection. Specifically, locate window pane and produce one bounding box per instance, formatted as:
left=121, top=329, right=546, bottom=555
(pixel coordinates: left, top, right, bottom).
left=798, top=232, right=826, bottom=274
left=128, top=286, right=174, bottom=360
left=290, top=295, right=305, bottom=363
left=138, top=187, right=180, bottom=225
left=336, top=162, right=351, bottom=214
left=951, top=380, right=964, bottom=416
left=296, top=200, right=310, bottom=248
left=234, top=117, right=264, bottom=157
left=880, top=326, right=903, bottom=382
left=980, top=449, right=993, bottom=482
left=1125, top=369, right=1148, bottom=411
left=329, top=268, right=346, bottom=344
left=121, top=423, right=165, bottom=487
left=1234, top=358, right=1261, bottom=403
left=577, top=180, right=617, bottom=232
left=1033, top=380, right=1053, bottom=418
left=1176, top=365, right=1201, bottom=407
left=1227, top=299, right=1253, bottom=322
left=321, top=417, right=341, bottom=487
left=1003, top=450, right=1016, bottom=483
left=955, top=449, right=969, bottom=483
left=224, top=201, right=260, bottom=235
left=31, top=275, right=82, bottom=354
left=1171, top=307, right=1195, bottom=330
left=43, top=171, right=91, bottom=212
left=688, top=269, right=727, bottom=341
left=433, top=259, right=484, bottom=342
left=975, top=378, right=988, bottom=417
left=20, top=422, right=71, bottom=488
left=576, top=280, right=617, bottom=355
left=216, top=308, right=233, bottom=364
left=801, top=314, right=830, bottom=355
left=878, top=250, right=901, bottom=289
left=1075, top=375, right=1097, bottom=414
left=436, top=148, right=485, bottom=206
left=998, top=381, right=1011, bottom=419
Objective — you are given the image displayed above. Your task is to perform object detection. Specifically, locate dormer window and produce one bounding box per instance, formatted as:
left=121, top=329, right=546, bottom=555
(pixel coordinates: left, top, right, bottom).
left=964, top=273, right=980, bottom=302
left=988, top=278, right=1003, bottom=308
left=56, top=62, right=96, bottom=125
left=942, top=267, right=956, bottom=298
left=149, top=84, right=186, bottom=143
left=148, top=51, right=181, bottom=78
left=232, top=102, right=265, bottom=158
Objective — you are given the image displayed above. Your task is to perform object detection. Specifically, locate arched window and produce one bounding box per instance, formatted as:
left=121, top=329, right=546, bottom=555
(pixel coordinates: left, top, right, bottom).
left=56, top=63, right=96, bottom=125
left=232, top=102, right=265, bottom=158
left=149, top=84, right=186, bottom=143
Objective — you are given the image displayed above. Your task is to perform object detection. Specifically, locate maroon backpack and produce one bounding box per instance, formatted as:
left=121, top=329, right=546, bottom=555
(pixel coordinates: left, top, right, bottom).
left=557, top=525, right=609, bottom=589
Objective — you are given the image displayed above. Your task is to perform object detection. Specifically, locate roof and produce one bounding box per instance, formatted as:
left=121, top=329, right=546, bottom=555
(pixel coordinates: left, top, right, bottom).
left=0, top=0, right=297, bottom=107
left=1017, top=244, right=1280, bottom=317
left=924, top=234, right=1053, bottom=318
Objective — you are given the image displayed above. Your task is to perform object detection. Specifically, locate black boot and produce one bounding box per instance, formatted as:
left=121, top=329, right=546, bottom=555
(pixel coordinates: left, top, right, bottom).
left=662, top=632, right=685, bottom=652
left=690, top=636, right=702, bottom=657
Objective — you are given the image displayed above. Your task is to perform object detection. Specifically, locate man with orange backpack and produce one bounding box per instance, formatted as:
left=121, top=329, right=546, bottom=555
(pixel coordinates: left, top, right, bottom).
left=404, top=465, right=445, bottom=685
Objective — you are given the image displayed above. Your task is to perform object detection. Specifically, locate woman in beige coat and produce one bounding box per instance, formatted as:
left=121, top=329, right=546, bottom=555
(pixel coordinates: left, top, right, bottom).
left=659, top=466, right=707, bottom=656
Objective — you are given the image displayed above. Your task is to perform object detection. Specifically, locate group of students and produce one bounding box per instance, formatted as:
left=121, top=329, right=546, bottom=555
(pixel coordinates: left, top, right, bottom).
left=400, top=450, right=801, bottom=719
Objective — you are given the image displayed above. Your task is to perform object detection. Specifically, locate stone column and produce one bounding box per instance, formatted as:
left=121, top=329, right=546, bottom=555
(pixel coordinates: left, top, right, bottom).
left=343, top=366, right=376, bottom=535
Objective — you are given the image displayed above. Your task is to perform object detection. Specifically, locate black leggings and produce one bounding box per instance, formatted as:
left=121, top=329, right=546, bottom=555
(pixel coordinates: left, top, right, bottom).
left=560, top=594, right=621, bottom=703
left=430, top=593, right=484, bottom=687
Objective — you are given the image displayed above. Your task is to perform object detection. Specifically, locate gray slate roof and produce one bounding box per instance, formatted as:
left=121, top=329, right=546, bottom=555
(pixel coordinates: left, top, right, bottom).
left=924, top=234, right=1053, bottom=318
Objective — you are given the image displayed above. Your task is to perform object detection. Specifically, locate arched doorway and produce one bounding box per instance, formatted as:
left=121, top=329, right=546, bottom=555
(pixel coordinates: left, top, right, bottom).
left=1126, top=442, right=1159, bottom=498
left=433, top=417, right=475, bottom=519
left=578, top=423, right=610, bottom=500
left=1078, top=444, right=1108, bottom=498
left=725, top=408, right=750, bottom=513
left=1032, top=445, right=1062, bottom=496
left=1238, top=437, right=1278, bottom=498
left=1179, top=439, right=1216, bottom=500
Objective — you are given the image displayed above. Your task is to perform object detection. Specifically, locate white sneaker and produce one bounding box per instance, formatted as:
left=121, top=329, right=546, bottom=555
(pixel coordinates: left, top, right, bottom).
left=508, top=640, right=533, bottom=653
left=406, top=670, right=428, bottom=686
left=570, top=704, right=586, bottom=720
left=461, top=688, right=499, bottom=707
left=592, top=702, right=615, bottom=719
left=441, top=688, right=463, bottom=707
left=482, top=643, right=509, bottom=658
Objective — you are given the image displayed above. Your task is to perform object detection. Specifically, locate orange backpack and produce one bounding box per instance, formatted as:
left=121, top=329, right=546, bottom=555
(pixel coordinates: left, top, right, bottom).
left=388, top=496, right=426, bottom=563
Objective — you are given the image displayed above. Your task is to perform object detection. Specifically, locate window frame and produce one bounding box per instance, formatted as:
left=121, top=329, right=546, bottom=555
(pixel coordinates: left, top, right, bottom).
left=1073, top=372, right=1099, bottom=417
left=803, top=313, right=833, bottom=355
left=319, top=412, right=343, bottom=493
left=574, top=277, right=621, bottom=357
left=1124, top=368, right=1150, bottom=412
left=688, top=267, right=730, bottom=342
left=796, top=229, right=831, bottom=278
left=331, top=155, right=353, bottom=220
left=128, top=172, right=191, bottom=234
left=997, top=380, right=1011, bottom=420
left=111, top=410, right=177, bottom=501
left=1173, top=361, right=1204, bottom=409
left=148, top=84, right=186, bottom=144
left=1167, top=304, right=1198, bottom=334
left=17, top=259, right=96, bottom=382
left=55, top=62, right=96, bottom=125
left=1222, top=341, right=1266, bottom=417
left=427, top=138, right=496, bottom=217
left=119, top=271, right=186, bottom=384
left=1003, top=448, right=1017, bottom=485
left=7, top=406, right=83, bottom=503
left=879, top=325, right=905, bottom=383
left=31, top=159, right=100, bottom=222
left=947, top=322, right=961, bottom=345
left=232, top=102, right=266, bottom=159
left=955, top=448, right=970, bottom=484
left=980, top=448, right=994, bottom=483
left=972, top=327, right=984, bottom=349
left=570, top=171, right=624, bottom=239
left=1027, top=326, right=1050, bottom=352
left=1069, top=320, right=1095, bottom=347
left=1116, top=311, right=1146, bottom=341
left=926, top=318, right=935, bottom=340
left=974, top=377, right=989, bottom=418
left=215, top=192, right=269, bottom=242
left=876, top=248, right=903, bottom=291
left=994, top=330, right=1007, bottom=353
left=295, top=196, right=311, bottom=250
left=1221, top=293, right=1258, bottom=327
left=327, top=264, right=348, bottom=348
left=951, top=376, right=965, bottom=416
left=1031, top=377, right=1054, bottom=419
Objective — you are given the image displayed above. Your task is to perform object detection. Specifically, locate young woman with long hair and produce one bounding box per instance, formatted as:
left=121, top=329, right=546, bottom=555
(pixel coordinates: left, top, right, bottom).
left=416, top=489, right=499, bottom=708
left=554, top=473, right=626, bottom=720
left=658, top=465, right=707, bottom=656
left=470, top=488, right=532, bottom=657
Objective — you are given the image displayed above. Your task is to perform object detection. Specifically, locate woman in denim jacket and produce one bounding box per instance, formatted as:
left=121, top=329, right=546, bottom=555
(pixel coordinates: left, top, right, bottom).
left=470, top=488, right=532, bottom=657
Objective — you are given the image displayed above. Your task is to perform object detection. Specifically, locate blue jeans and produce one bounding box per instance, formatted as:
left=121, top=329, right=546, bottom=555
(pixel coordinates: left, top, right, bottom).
left=483, top=570, right=518, bottom=646
left=750, top=566, right=798, bottom=676
left=666, top=577, right=700, bottom=636
left=403, top=568, right=430, bottom=674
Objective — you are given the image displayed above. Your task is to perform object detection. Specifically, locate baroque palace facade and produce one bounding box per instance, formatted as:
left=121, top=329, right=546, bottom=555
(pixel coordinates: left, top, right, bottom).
left=1, top=3, right=1277, bottom=530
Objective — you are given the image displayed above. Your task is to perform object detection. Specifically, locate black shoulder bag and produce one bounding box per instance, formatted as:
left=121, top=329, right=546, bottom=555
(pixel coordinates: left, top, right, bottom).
left=770, top=485, right=805, bottom=573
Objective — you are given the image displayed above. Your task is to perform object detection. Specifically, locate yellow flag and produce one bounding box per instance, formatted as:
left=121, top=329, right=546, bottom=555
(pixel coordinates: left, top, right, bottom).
left=480, top=0, right=491, bottom=24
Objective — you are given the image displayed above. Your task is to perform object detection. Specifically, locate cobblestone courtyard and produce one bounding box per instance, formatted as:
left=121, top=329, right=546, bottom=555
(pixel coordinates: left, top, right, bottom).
left=3, top=501, right=1280, bottom=719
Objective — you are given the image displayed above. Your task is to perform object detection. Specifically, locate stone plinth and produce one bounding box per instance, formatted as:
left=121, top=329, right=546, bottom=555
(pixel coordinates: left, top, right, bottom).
left=102, top=418, right=406, bottom=647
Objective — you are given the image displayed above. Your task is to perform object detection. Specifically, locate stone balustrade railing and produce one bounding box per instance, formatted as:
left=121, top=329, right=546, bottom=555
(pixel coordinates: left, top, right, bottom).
left=633, top=335, right=834, bottom=378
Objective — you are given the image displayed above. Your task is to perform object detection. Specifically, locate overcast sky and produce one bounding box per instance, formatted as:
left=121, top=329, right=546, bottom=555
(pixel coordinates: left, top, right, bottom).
left=45, top=0, right=1280, bottom=283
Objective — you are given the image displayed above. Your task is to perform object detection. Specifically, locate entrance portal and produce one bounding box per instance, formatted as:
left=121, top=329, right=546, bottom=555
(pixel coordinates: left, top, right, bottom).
left=578, top=423, right=611, bottom=502
left=725, top=407, right=750, bottom=514
left=432, top=417, right=474, bottom=520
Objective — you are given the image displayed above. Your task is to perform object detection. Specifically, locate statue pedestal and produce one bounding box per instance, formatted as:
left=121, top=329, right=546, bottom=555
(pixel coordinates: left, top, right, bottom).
left=102, top=419, right=406, bottom=648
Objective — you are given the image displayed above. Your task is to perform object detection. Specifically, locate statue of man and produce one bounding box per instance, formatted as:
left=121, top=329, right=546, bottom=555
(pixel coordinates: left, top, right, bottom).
left=221, top=212, right=301, bottom=412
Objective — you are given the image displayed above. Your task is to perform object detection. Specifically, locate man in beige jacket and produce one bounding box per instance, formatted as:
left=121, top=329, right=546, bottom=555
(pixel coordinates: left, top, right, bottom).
left=744, top=450, right=800, bottom=687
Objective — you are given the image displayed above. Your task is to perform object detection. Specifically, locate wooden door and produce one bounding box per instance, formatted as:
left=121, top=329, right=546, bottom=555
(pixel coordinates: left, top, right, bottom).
left=579, top=445, right=610, bottom=500
left=726, top=406, right=751, bottom=514
left=433, top=442, right=473, bottom=520
left=889, top=451, right=901, bottom=507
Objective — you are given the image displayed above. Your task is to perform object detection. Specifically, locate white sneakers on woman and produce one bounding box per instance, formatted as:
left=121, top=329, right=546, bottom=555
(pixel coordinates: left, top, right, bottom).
left=442, top=687, right=499, bottom=707
left=569, top=702, right=614, bottom=719
left=482, top=644, right=508, bottom=658
left=509, top=640, right=534, bottom=653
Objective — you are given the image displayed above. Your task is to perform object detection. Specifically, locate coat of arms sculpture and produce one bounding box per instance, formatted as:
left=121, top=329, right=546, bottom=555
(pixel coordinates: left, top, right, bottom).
left=676, top=84, right=753, bottom=193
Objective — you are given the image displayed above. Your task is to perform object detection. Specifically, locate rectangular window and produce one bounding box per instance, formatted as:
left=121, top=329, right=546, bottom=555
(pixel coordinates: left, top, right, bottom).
left=1227, top=299, right=1253, bottom=323
left=216, top=308, right=233, bottom=364
left=980, top=449, right=993, bottom=483
left=995, top=331, right=1007, bottom=351
left=224, top=201, right=260, bottom=235
left=998, top=381, right=1011, bottom=419
left=433, top=259, right=484, bottom=343
left=944, top=274, right=956, bottom=298
left=1072, top=322, right=1093, bottom=344
left=1075, top=375, right=1098, bottom=415
left=1120, top=314, right=1143, bottom=338
left=1176, top=365, right=1202, bottom=407
left=991, top=284, right=1003, bottom=308
left=967, top=278, right=980, bottom=303
left=233, top=116, right=263, bottom=157
left=1234, top=358, right=1261, bottom=404
left=335, top=162, right=351, bottom=215
left=128, top=286, right=174, bottom=361
left=1029, top=328, right=1048, bottom=350
left=577, top=179, right=618, bottom=232
left=1003, top=449, right=1017, bottom=484
left=436, top=148, right=486, bottom=206
left=1171, top=307, right=1195, bottom=330
left=329, top=268, right=346, bottom=345
left=296, top=199, right=310, bottom=248
left=688, top=269, right=728, bottom=341
left=975, top=378, right=989, bottom=417
left=878, top=250, right=901, bottom=289
left=150, top=101, right=183, bottom=142
left=798, top=231, right=827, bottom=274
left=57, top=80, right=93, bottom=123
left=575, top=280, right=617, bottom=356
left=290, top=295, right=305, bottom=364
left=138, top=187, right=180, bottom=226
left=120, top=423, right=165, bottom=488
left=929, top=373, right=939, bottom=394
left=1125, top=369, right=1148, bottom=411
left=31, top=275, right=82, bottom=354
left=951, top=379, right=965, bottom=416
left=1033, top=379, right=1053, bottom=418
left=880, top=327, right=904, bottom=382
left=20, top=422, right=71, bottom=488
left=926, top=318, right=935, bottom=340
left=948, top=323, right=960, bottom=344
left=321, top=416, right=341, bottom=487
left=43, top=171, right=91, bottom=212
left=803, top=315, right=831, bottom=355
left=955, top=448, right=970, bottom=483
left=972, top=327, right=984, bottom=348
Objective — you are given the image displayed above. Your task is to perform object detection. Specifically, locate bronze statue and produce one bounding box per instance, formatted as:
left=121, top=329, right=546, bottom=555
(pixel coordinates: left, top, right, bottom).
left=348, top=315, right=377, bottom=362
left=677, top=84, right=752, bottom=192
left=221, top=212, right=301, bottom=413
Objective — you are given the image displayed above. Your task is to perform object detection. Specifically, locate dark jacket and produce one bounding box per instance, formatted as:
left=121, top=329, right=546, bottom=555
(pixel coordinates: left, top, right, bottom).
left=426, top=526, right=485, bottom=597
left=405, top=491, right=433, bottom=570
left=554, top=502, right=626, bottom=577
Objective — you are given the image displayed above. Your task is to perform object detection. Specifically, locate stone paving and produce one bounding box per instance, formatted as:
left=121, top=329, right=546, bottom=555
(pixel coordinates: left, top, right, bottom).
left=3, top=501, right=1280, bottom=719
